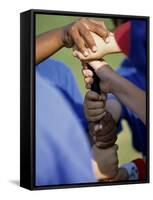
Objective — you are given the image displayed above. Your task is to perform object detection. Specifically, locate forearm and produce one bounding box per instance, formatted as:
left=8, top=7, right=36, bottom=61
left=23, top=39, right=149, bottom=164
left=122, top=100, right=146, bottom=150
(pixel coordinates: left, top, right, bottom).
left=88, top=60, right=146, bottom=124
left=35, top=27, right=65, bottom=64
left=110, top=72, right=146, bottom=124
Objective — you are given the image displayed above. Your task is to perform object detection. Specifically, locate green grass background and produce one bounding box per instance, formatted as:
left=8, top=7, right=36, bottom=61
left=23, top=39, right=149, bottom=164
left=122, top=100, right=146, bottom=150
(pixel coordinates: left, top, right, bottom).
left=36, top=14, right=142, bottom=165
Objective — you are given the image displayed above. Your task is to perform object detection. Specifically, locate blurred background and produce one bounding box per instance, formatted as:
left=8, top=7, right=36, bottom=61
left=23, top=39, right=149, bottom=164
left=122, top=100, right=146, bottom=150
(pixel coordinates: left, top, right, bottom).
left=36, top=14, right=142, bottom=165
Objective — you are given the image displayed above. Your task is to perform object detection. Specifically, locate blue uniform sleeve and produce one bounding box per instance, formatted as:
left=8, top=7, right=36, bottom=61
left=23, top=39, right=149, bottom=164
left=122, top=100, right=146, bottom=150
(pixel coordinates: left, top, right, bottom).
left=36, top=72, right=96, bottom=186
left=109, top=20, right=147, bottom=155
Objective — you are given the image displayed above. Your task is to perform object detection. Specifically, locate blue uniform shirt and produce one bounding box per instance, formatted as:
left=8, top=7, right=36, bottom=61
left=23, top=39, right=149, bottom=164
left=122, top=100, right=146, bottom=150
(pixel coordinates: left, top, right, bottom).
left=111, top=20, right=147, bottom=156
left=116, top=59, right=146, bottom=156
left=36, top=71, right=96, bottom=186
left=37, top=58, right=88, bottom=131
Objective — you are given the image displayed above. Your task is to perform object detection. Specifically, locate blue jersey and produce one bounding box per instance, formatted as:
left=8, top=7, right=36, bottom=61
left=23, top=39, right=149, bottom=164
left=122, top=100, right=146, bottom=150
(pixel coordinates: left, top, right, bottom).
left=113, top=20, right=147, bottom=156
left=116, top=59, right=146, bottom=156
left=36, top=71, right=96, bottom=186
left=37, top=58, right=87, bottom=131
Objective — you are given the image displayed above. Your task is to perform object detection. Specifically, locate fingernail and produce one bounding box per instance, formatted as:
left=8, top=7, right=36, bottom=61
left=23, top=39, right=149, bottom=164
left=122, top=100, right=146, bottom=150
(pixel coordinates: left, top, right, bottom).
left=83, top=51, right=88, bottom=57
left=99, top=124, right=103, bottom=129
left=94, top=124, right=99, bottom=132
left=73, top=51, right=77, bottom=57
left=92, top=46, right=97, bottom=52
left=105, top=37, right=110, bottom=43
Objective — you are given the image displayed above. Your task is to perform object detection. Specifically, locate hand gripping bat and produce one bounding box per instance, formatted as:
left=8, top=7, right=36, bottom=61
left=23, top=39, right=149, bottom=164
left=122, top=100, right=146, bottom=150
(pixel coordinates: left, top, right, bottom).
left=87, top=64, right=117, bottom=149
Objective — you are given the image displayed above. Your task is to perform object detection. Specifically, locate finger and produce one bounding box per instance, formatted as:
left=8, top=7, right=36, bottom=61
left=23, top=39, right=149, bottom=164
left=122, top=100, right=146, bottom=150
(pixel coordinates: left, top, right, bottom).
left=71, top=30, right=89, bottom=57
left=86, top=90, right=101, bottom=101
left=99, top=93, right=107, bottom=101
left=90, top=19, right=108, bottom=31
left=87, top=100, right=104, bottom=109
left=85, top=77, right=93, bottom=85
left=101, top=121, right=116, bottom=134
left=88, top=108, right=105, bottom=117
left=95, top=129, right=117, bottom=143
left=95, top=120, right=116, bottom=136
left=95, top=141, right=109, bottom=149
left=95, top=125, right=116, bottom=138
left=95, top=136, right=117, bottom=149
left=88, top=112, right=106, bottom=122
left=82, top=69, right=93, bottom=78
left=109, top=32, right=114, bottom=37
left=94, top=123, right=103, bottom=132
left=79, top=25, right=97, bottom=52
left=89, top=19, right=109, bottom=42
left=94, top=136, right=118, bottom=148
left=89, top=123, right=103, bottom=136
left=102, top=112, right=114, bottom=123
left=73, top=50, right=88, bottom=60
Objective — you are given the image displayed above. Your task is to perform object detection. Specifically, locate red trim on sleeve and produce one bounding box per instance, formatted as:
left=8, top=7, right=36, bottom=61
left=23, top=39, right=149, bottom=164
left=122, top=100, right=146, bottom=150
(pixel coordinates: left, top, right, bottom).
left=132, top=159, right=146, bottom=180
left=114, top=21, right=131, bottom=56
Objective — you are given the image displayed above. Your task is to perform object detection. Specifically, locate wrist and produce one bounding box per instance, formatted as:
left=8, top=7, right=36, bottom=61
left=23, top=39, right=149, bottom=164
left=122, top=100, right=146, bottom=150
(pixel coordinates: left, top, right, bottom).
left=47, top=27, right=66, bottom=48
left=120, top=162, right=138, bottom=180
left=57, top=27, right=66, bottom=48
left=61, top=25, right=73, bottom=48
left=119, top=167, right=129, bottom=180
left=119, top=158, right=147, bottom=181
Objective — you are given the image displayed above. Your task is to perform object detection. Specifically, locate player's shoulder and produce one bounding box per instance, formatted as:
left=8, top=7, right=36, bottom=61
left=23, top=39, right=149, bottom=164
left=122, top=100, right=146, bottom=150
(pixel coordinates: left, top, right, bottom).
left=37, top=58, right=71, bottom=73
left=36, top=58, right=76, bottom=92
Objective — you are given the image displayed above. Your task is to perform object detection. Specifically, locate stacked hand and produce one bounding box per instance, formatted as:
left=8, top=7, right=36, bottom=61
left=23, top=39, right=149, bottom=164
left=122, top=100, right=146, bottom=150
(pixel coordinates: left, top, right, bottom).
left=36, top=18, right=110, bottom=64
left=36, top=17, right=132, bottom=181
left=63, top=18, right=110, bottom=55
left=82, top=58, right=130, bottom=181
left=84, top=91, right=117, bottom=149
left=81, top=60, right=119, bottom=181
left=92, top=144, right=118, bottom=181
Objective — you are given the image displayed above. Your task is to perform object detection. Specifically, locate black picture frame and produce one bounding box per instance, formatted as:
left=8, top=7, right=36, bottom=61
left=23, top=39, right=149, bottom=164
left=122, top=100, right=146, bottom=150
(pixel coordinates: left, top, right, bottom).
left=20, top=9, right=150, bottom=190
